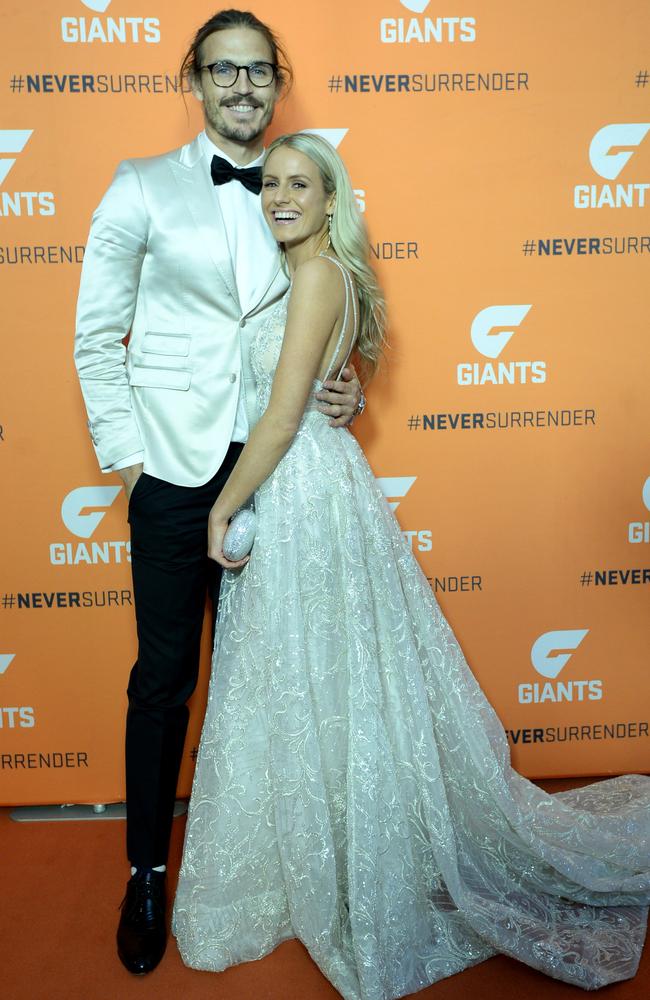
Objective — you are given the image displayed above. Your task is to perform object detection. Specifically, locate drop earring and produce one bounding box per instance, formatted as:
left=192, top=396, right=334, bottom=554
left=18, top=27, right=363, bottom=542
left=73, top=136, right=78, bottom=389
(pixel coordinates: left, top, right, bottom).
left=326, top=214, right=332, bottom=251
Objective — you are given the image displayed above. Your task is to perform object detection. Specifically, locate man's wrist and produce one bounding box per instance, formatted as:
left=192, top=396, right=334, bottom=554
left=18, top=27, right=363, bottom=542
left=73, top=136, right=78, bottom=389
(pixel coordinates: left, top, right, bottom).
left=118, top=462, right=144, bottom=485
left=108, top=450, right=145, bottom=473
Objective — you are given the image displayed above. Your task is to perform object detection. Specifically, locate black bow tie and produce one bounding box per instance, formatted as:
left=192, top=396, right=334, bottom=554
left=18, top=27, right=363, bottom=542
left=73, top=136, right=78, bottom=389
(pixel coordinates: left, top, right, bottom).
left=210, top=154, right=263, bottom=195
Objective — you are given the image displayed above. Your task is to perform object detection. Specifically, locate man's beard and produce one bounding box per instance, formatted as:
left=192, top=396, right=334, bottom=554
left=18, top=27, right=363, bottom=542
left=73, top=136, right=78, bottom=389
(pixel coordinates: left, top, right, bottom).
left=206, top=100, right=274, bottom=145
left=214, top=121, right=265, bottom=143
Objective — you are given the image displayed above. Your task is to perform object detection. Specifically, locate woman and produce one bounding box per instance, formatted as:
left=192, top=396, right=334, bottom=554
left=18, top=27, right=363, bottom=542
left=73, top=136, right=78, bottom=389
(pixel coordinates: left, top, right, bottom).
left=173, top=133, right=650, bottom=998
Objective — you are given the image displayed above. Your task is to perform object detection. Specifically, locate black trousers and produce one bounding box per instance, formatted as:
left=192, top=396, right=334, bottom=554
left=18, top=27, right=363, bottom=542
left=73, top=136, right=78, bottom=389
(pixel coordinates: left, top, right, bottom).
left=125, top=443, right=243, bottom=867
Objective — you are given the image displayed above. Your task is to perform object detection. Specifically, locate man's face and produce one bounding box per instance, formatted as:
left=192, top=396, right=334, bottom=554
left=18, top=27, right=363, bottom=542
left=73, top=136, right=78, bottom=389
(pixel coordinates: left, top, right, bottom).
left=192, top=28, right=279, bottom=147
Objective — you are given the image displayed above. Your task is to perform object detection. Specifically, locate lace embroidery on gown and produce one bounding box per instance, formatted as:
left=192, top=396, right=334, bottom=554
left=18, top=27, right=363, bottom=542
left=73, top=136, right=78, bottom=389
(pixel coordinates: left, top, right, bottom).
left=173, top=256, right=650, bottom=999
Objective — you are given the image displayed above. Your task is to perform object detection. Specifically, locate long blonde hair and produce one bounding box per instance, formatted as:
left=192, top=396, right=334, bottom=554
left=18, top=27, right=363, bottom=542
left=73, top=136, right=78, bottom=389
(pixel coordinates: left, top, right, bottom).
left=264, top=132, right=386, bottom=382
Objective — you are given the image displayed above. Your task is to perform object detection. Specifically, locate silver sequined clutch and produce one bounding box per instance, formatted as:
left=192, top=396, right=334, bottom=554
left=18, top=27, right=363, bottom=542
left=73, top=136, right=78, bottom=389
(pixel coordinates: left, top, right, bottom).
left=222, top=506, right=257, bottom=561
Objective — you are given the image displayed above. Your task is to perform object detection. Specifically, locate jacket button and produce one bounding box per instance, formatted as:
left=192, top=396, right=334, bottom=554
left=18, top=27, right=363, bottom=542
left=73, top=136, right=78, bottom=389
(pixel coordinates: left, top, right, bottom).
left=229, top=373, right=237, bottom=383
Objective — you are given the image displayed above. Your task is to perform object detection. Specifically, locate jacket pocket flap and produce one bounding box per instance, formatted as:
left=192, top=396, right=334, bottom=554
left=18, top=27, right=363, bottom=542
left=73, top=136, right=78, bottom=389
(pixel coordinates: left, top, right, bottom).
left=129, top=365, right=192, bottom=390
left=142, top=332, right=191, bottom=357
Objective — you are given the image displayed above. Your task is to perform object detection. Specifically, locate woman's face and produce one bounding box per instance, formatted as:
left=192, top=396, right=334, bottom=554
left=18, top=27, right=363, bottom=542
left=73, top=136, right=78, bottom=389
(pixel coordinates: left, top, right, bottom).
left=262, top=146, right=334, bottom=253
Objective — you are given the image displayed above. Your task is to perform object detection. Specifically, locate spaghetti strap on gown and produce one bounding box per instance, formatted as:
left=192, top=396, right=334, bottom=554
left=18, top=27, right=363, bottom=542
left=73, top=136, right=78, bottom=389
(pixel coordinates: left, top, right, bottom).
left=172, top=257, right=650, bottom=999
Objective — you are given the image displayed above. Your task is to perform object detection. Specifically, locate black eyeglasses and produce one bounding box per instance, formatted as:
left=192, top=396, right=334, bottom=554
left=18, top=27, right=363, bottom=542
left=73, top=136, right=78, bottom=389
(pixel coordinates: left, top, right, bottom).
left=200, top=61, right=277, bottom=88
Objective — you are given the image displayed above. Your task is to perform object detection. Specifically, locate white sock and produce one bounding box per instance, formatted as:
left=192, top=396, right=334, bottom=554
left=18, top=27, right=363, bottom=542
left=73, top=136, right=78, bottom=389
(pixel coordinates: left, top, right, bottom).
left=131, top=864, right=166, bottom=876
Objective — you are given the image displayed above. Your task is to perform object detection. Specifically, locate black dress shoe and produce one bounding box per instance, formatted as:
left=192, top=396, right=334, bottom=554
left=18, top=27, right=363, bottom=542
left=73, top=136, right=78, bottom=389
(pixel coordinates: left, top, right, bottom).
left=117, top=869, right=167, bottom=974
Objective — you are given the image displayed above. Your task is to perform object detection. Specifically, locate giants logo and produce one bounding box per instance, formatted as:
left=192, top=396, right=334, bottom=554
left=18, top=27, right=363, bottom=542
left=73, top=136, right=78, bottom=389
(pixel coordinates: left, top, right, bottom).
left=376, top=475, right=416, bottom=511
left=457, top=305, right=546, bottom=386
left=50, top=486, right=130, bottom=565
left=0, top=656, right=34, bottom=729
left=380, top=1, right=476, bottom=44
left=61, top=485, right=122, bottom=537
left=518, top=629, right=602, bottom=704
left=302, top=130, right=365, bottom=211
left=0, top=707, right=35, bottom=729
left=377, top=476, right=432, bottom=552
left=628, top=476, right=650, bottom=544
left=0, top=130, right=55, bottom=218
left=302, top=128, right=348, bottom=149
left=0, top=654, right=15, bottom=675
left=574, top=123, right=650, bottom=209
left=61, top=0, right=161, bottom=44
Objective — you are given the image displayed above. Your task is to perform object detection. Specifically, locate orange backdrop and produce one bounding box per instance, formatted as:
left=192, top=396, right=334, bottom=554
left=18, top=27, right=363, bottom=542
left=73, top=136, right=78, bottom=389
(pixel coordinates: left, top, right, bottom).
left=1, top=0, right=649, bottom=805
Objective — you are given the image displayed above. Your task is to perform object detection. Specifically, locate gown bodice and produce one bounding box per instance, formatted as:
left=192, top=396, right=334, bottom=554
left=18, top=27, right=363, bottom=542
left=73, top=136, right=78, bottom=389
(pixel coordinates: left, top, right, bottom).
left=250, top=254, right=358, bottom=422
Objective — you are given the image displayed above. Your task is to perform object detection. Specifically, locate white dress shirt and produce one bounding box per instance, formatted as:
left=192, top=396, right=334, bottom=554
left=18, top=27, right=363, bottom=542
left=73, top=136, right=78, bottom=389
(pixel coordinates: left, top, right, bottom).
left=110, top=131, right=277, bottom=471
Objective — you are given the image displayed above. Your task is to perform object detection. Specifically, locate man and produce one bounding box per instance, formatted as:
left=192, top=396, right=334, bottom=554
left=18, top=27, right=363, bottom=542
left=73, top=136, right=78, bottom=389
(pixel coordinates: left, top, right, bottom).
left=74, top=8, right=362, bottom=976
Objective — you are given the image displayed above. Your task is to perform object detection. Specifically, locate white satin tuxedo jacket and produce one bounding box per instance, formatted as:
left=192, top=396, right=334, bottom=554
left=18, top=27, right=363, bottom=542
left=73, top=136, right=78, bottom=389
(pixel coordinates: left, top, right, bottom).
left=74, top=136, right=289, bottom=486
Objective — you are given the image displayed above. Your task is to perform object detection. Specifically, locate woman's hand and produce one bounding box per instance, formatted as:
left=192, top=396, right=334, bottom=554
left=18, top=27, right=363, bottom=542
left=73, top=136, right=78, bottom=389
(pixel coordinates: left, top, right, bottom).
left=315, top=366, right=363, bottom=427
left=208, top=506, right=250, bottom=570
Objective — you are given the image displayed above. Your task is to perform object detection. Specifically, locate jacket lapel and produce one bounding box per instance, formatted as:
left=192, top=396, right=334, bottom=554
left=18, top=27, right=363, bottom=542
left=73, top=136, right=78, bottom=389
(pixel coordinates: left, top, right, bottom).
left=244, top=257, right=290, bottom=319
left=168, top=137, right=240, bottom=308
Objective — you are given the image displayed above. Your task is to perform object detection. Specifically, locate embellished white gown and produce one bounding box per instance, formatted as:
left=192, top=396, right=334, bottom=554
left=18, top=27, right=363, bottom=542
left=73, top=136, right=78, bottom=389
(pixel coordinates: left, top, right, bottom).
left=173, top=261, right=650, bottom=998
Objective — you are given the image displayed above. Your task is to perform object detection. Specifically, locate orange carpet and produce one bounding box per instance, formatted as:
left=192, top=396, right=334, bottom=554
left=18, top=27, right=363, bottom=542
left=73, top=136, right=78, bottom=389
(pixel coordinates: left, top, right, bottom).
left=1, top=776, right=648, bottom=1000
